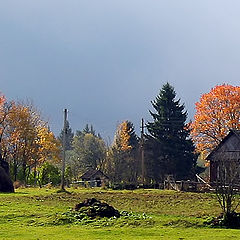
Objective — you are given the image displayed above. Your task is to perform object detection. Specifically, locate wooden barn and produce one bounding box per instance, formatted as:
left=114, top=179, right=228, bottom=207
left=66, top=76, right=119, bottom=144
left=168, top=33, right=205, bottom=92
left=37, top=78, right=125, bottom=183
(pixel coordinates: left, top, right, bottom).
left=207, top=130, right=240, bottom=183
left=80, top=169, right=109, bottom=187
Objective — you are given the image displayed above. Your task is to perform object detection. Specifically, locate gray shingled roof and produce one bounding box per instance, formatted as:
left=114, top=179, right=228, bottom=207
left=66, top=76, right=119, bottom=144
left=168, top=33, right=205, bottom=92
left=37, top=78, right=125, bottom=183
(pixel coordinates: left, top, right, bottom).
left=206, top=129, right=240, bottom=161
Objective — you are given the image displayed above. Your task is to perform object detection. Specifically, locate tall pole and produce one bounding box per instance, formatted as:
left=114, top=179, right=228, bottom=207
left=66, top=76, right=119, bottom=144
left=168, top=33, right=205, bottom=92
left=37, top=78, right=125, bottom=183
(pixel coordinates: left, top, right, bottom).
left=141, top=118, right=145, bottom=185
left=60, top=108, right=67, bottom=191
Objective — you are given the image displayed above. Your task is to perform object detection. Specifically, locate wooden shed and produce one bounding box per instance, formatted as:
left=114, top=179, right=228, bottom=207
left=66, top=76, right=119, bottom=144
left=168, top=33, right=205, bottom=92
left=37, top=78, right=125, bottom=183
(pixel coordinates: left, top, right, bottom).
left=80, top=169, right=109, bottom=187
left=207, top=130, right=240, bottom=183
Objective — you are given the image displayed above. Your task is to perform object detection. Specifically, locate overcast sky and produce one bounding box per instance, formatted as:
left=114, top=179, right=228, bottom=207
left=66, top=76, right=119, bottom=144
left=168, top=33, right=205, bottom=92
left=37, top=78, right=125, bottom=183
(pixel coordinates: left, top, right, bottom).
left=1, top=1, right=240, bottom=140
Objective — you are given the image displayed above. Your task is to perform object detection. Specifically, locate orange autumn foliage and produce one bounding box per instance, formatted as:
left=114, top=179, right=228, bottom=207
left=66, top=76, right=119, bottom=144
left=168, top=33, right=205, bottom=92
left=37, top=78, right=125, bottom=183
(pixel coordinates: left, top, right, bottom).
left=119, top=121, right=132, bottom=151
left=0, top=94, right=61, bottom=183
left=1, top=101, right=60, bottom=168
left=36, top=126, right=61, bottom=164
left=114, top=121, right=132, bottom=151
left=190, top=84, right=240, bottom=156
left=0, top=93, right=5, bottom=108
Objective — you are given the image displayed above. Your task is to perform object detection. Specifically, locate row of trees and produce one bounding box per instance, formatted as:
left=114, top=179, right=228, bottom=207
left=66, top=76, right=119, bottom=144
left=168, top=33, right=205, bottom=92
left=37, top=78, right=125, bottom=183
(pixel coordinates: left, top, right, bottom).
left=61, top=83, right=198, bottom=185
left=1, top=83, right=239, bottom=186
left=61, top=83, right=240, bottom=186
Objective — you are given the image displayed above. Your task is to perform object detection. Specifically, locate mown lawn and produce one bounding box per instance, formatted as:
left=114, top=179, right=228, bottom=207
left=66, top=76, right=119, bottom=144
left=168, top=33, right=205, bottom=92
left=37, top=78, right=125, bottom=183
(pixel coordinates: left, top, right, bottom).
left=0, top=187, right=239, bottom=239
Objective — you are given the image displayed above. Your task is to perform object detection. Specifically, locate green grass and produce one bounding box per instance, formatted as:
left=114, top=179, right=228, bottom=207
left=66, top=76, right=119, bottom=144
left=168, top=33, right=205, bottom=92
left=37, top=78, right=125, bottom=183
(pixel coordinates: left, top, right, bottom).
left=0, top=187, right=239, bottom=239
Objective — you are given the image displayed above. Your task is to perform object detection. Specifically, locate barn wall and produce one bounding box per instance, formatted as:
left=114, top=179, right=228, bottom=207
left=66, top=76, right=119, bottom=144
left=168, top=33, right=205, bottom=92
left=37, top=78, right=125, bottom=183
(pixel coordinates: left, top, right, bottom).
left=209, top=132, right=240, bottom=182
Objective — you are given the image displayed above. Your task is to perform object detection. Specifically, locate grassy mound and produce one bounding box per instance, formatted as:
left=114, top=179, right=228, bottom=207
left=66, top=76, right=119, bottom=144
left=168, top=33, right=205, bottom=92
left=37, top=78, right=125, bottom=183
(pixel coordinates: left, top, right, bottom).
left=74, top=198, right=120, bottom=218
left=53, top=197, right=153, bottom=227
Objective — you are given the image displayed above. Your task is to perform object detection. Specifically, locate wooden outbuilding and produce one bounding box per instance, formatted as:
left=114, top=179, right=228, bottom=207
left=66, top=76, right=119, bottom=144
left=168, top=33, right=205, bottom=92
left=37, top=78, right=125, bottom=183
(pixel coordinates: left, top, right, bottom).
left=80, top=169, right=109, bottom=187
left=207, top=130, right=240, bottom=183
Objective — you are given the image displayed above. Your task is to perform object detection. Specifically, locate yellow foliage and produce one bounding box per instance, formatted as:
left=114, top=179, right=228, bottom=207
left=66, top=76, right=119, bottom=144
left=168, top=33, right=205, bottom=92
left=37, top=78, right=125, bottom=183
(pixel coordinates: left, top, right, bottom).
left=114, top=121, right=132, bottom=151
left=1, top=101, right=61, bottom=168
left=36, top=126, right=61, bottom=164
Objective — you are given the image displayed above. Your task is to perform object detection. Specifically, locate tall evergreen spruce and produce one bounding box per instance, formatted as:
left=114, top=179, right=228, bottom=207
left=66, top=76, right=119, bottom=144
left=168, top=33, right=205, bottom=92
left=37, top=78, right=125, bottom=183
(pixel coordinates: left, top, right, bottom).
left=146, top=83, right=197, bottom=181
left=58, top=120, right=74, bottom=151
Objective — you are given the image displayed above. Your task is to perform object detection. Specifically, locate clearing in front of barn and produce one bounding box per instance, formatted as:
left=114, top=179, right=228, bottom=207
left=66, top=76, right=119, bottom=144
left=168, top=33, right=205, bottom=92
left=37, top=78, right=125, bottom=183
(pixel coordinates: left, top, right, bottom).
left=0, top=188, right=239, bottom=240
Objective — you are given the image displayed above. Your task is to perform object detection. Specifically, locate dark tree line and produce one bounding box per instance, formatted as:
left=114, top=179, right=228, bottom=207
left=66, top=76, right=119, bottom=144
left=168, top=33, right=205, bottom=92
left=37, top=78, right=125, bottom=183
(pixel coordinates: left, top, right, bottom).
left=58, top=83, right=197, bottom=186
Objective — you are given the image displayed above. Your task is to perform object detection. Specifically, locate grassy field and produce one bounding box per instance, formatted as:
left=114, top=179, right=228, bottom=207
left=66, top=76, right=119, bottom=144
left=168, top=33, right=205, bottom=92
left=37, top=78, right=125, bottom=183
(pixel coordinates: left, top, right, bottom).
left=0, top=187, right=239, bottom=239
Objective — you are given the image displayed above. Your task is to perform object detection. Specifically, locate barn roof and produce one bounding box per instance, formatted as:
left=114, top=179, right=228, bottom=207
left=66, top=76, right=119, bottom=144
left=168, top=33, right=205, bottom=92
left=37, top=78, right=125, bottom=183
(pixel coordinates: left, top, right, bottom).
left=206, top=129, right=240, bottom=161
left=80, top=168, right=109, bottom=180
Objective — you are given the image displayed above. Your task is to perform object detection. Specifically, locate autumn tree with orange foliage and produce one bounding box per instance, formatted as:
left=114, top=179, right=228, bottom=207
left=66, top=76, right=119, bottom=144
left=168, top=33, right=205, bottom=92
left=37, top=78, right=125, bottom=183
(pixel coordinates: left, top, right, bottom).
left=190, top=84, right=240, bottom=157
left=0, top=100, right=61, bottom=184
left=105, top=121, right=139, bottom=185
left=114, top=121, right=135, bottom=151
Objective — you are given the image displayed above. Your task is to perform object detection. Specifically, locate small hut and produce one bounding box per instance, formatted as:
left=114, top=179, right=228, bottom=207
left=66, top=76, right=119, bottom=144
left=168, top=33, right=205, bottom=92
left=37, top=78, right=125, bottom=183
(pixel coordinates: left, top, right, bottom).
left=207, top=130, right=240, bottom=183
left=80, top=169, right=109, bottom=187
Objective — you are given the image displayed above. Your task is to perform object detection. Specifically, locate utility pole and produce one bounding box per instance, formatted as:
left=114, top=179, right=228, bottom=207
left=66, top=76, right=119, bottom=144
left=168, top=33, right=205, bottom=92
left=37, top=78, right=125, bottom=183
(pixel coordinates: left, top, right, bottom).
left=141, top=118, right=145, bottom=185
left=60, top=108, right=67, bottom=191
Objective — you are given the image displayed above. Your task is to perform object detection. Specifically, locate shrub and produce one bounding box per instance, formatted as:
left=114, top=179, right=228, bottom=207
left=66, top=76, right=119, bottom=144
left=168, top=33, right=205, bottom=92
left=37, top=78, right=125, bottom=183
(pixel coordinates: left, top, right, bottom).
left=38, top=162, right=61, bottom=186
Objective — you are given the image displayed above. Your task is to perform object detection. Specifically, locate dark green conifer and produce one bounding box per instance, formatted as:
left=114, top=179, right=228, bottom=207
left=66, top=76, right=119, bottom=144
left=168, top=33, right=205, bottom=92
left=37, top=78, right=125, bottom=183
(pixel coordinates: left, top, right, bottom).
left=146, top=83, right=197, bottom=181
left=58, top=120, right=74, bottom=151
